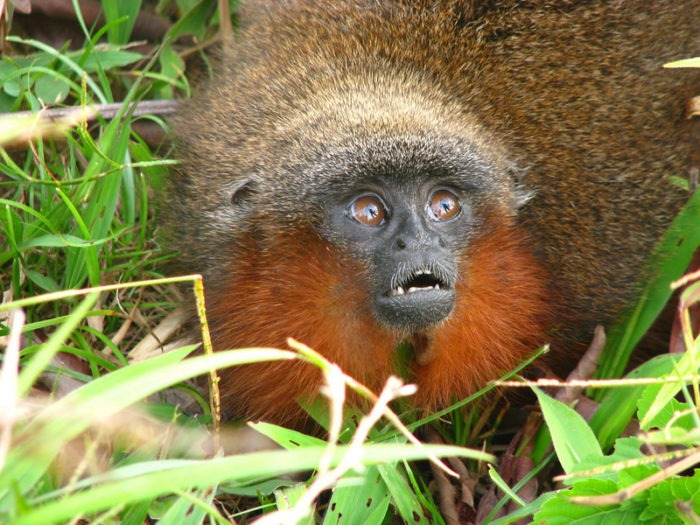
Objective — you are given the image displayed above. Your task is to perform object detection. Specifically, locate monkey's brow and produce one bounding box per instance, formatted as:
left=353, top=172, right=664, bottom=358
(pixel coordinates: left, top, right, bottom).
left=296, top=143, right=500, bottom=192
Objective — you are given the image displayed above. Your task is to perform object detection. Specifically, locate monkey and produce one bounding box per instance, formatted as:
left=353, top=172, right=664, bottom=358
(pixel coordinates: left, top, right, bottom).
left=164, top=1, right=700, bottom=427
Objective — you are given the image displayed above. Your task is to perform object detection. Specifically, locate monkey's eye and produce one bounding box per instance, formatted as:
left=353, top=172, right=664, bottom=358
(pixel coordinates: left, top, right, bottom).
left=349, top=195, right=387, bottom=227
left=427, top=189, right=461, bottom=222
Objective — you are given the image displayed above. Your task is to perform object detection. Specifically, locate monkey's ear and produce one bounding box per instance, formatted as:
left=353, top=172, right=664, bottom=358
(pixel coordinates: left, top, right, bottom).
left=513, top=186, right=535, bottom=209
left=505, top=165, right=535, bottom=209
left=224, top=177, right=259, bottom=207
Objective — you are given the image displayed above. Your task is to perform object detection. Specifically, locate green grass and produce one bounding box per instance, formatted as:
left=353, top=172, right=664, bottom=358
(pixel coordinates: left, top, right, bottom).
left=1, top=2, right=699, bottom=524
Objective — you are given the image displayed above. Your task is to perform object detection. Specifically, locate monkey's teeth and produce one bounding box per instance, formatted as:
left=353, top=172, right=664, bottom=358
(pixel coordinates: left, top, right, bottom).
left=390, top=271, right=446, bottom=297
left=404, top=284, right=441, bottom=294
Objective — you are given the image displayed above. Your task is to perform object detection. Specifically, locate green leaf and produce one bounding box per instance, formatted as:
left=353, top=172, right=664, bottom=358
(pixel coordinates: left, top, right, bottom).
left=166, top=0, right=214, bottom=40
left=596, top=187, right=700, bottom=385
left=275, top=483, right=314, bottom=525
left=20, top=234, right=107, bottom=249
left=10, top=443, right=494, bottom=525
left=590, top=354, right=681, bottom=450
left=533, top=388, right=603, bottom=475
left=23, top=269, right=60, bottom=293
left=34, top=74, right=70, bottom=104
left=644, top=427, right=700, bottom=447
left=102, top=1, right=143, bottom=45
left=562, top=438, right=649, bottom=487
left=323, top=466, right=391, bottom=525
left=155, top=42, right=186, bottom=98
left=2, top=76, right=21, bottom=97
left=0, top=90, right=16, bottom=112
left=378, top=462, right=428, bottom=524
left=533, top=479, right=643, bottom=525
left=639, top=346, right=700, bottom=429
left=159, top=488, right=215, bottom=525
left=617, top=464, right=660, bottom=491
left=222, top=478, right=295, bottom=498
left=249, top=421, right=327, bottom=449
left=78, top=48, right=144, bottom=72
left=641, top=470, right=700, bottom=522
left=637, top=386, right=696, bottom=432
left=1, top=346, right=293, bottom=503
left=488, top=492, right=559, bottom=525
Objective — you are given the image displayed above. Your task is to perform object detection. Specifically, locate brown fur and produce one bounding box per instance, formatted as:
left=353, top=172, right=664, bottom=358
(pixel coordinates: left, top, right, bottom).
left=204, top=214, right=551, bottom=424
left=165, top=1, right=700, bottom=426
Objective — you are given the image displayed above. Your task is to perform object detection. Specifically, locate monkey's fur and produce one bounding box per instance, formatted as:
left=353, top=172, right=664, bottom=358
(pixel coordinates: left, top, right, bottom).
left=166, top=1, right=700, bottom=426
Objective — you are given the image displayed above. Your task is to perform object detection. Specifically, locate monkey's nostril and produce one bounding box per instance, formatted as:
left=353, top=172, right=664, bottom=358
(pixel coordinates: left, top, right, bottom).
left=395, top=238, right=407, bottom=250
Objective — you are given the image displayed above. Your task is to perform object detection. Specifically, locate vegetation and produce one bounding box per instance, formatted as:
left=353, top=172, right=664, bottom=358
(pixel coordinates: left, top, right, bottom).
left=0, top=1, right=699, bottom=523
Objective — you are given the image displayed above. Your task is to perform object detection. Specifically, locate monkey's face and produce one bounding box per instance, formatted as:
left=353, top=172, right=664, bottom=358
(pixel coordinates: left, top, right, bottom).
left=299, top=130, right=520, bottom=336
left=197, top=80, right=527, bottom=340
left=226, top=78, right=531, bottom=338
left=328, top=180, right=466, bottom=333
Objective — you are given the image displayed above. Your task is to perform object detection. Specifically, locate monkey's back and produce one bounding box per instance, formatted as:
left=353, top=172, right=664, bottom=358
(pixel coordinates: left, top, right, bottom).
left=472, top=3, right=699, bottom=328
left=167, top=1, right=699, bottom=421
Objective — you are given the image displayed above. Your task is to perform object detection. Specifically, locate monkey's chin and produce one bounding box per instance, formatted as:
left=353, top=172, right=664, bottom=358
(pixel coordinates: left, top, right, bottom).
left=373, top=289, right=455, bottom=333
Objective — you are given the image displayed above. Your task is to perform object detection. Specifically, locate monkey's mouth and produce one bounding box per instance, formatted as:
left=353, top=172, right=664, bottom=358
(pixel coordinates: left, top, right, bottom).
left=387, top=269, right=447, bottom=297
left=374, top=265, right=456, bottom=332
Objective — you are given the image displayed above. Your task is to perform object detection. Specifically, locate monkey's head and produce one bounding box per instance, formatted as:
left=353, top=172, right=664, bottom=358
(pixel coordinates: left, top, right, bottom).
left=167, top=13, right=550, bottom=424
left=309, top=130, right=518, bottom=335
left=192, top=73, right=528, bottom=336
